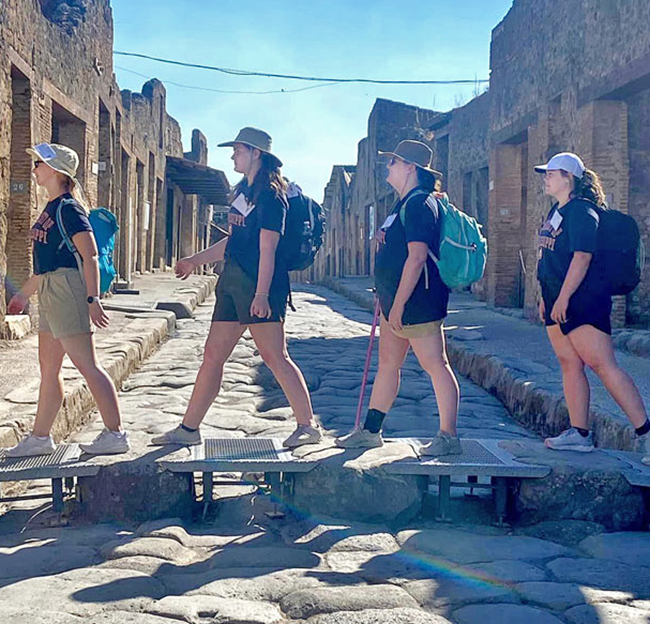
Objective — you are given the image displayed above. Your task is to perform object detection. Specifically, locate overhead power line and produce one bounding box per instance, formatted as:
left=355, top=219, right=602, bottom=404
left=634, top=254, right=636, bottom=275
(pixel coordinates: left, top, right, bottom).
left=114, top=51, right=489, bottom=85
left=115, top=65, right=341, bottom=95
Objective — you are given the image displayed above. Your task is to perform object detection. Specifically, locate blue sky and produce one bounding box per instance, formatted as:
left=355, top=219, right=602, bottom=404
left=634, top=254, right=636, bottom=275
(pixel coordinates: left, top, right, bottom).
left=111, top=0, right=513, bottom=201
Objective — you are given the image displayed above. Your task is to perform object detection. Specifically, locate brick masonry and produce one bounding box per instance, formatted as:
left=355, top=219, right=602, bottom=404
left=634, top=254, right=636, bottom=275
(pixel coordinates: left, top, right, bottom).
left=0, top=0, right=227, bottom=336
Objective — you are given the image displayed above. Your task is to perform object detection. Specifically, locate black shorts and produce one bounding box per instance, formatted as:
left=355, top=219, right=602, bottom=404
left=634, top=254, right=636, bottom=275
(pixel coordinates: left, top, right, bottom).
left=212, top=259, right=288, bottom=324
left=543, top=289, right=612, bottom=336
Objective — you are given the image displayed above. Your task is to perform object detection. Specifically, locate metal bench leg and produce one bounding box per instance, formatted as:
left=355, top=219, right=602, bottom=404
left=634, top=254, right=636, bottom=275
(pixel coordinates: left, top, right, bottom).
left=202, top=472, right=214, bottom=503
left=265, top=472, right=285, bottom=520
left=465, top=475, right=479, bottom=498
left=436, top=475, right=452, bottom=523
left=52, top=478, right=64, bottom=513
left=494, top=477, right=509, bottom=527
left=65, top=477, right=75, bottom=494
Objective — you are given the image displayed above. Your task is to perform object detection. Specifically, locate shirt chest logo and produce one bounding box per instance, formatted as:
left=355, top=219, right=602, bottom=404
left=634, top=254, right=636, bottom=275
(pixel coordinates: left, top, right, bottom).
left=231, top=193, right=255, bottom=217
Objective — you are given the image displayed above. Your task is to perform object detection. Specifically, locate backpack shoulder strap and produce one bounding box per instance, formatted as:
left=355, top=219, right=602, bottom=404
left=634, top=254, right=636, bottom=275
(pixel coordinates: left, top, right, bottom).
left=55, top=199, right=85, bottom=275
left=398, top=189, right=430, bottom=225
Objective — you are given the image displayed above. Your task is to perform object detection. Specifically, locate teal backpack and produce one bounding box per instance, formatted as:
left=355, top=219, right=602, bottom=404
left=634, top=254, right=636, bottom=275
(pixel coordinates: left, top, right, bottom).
left=56, top=202, right=119, bottom=295
left=400, top=191, right=487, bottom=290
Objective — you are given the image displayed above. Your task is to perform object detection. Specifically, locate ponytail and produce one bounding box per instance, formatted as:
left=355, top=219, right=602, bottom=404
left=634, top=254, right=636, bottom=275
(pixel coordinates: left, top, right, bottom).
left=572, top=168, right=606, bottom=208
left=62, top=174, right=91, bottom=214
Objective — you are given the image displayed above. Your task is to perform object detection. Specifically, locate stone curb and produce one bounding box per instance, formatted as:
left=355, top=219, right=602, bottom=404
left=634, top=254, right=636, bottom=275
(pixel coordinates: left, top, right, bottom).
left=0, top=275, right=217, bottom=451
left=321, top=277, right=638, bottom=452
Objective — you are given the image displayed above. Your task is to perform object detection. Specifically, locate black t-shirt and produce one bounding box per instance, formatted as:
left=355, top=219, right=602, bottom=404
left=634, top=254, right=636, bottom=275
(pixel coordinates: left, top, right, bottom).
left=31, top=194, right=93, bottom=275
left=536, top=197, right=602, bottom=299
left=225, top=181, right=288, bottom=284
left=375, top=187, right=449, bottom=324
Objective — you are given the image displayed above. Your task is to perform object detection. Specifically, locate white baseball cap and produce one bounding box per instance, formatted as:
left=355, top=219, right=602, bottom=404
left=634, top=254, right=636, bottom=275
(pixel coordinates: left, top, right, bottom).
left=26, top=142, right=79, bottom=181
left=534, top=152, right=585, bottom=178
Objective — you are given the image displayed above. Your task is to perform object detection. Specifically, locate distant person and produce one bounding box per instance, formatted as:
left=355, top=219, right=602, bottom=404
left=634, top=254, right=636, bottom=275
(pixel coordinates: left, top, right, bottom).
left=337, top=140, right=461, bottom=456
left=6, top=143, right=129, bottom=457
left=152, top=127, right=321, bottom=449
left=535, top=152, right=649, bottom=462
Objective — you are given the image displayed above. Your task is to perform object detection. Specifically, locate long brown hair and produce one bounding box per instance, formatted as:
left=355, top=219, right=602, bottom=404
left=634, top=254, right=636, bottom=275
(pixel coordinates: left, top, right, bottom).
left=231, top=148, right=287, bottom=203
left=62, top=174, right=91, bottom=214
left=563, top=168, right=607, bottom=208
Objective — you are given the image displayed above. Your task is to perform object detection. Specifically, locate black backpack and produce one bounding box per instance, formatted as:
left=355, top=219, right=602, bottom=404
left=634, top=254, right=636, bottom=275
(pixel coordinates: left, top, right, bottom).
left=280, top=182, right=325, bottom=271
left=593, top=205, right=645, bottom=296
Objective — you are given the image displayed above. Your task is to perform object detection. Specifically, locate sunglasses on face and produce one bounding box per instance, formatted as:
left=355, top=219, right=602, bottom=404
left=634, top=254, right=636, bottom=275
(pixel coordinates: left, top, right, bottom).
left=33, top=161, right=44, bottom=168
left=388, top=157, right=405, bottom=166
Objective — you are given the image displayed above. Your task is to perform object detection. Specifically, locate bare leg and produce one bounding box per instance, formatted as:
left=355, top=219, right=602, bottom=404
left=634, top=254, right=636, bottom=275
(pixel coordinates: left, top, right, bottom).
left=410, top=325, right=460, bottom=436
left=368, top=316, right=410, bottom=413
left=182, top=321, right=245, bottom=429
left=547, top=325, right=590, bottom=429
left=569, top=325, right=648, bottom=428
left=59, top=333, right=122, bottom=431
left=248, top=322, right=314, bottom=427
left=32, top=332, right=66, bottom=437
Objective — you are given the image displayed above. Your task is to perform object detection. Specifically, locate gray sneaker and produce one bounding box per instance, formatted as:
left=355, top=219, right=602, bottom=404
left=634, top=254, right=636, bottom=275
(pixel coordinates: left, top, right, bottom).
left=283, top=425, right=322, bottom=449
left=336, top=428, right=384, bottom=449
left=545, top=427, right=594, bottom=452
left=5, top=434, right=56, bottom=458
left=640, top=433, right=650, bottom=466
left=151, top=424, right=202, bottom=446
left=420, top=431, right=462, bottom=457
left=79, top=429, right=130, bottom=455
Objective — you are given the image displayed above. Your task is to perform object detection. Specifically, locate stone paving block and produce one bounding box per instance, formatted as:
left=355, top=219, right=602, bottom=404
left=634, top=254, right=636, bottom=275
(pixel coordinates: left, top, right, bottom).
left=565, top=603, right=650, bottom=624
left=514, top=581, right=586, bottom=610
left=453, top=604, right=565, bottom=624
left=100, top=537, right=199, bottom=564
left=324, top=550, right=433, bottom=583
left=396, top=528, right=571, bottom=564
left=465, top=560, right=547, bottom=583
left=98, top=555, right=169, bottom=576
left=405, top=577, right=520, bottom=607
left=515, top=521, right=605, bottom=548
left=146, top=595, right=284, bottom=624
left=0, top=610, right=81, bottom=624
left=280, top=584, right=419, bottom=619
left=0, top=543, right=98, bottom=580
left=0, top=568, right=165, bottom=617
left=205, top=545, right=320, bottom=570
left=578, top=532, right=650, bottom=568
left=547, top=558, right=650, bottom=597
left=306, top=607, right=453, bottom=624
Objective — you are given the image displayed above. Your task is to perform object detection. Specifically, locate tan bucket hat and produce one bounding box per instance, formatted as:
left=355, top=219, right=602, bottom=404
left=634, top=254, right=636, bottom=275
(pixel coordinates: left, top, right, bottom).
left=218, top=127, right=282, bottom=167
left=379, top=140, right=442, bottom=177
left=27, top=142, right=79, bottom=181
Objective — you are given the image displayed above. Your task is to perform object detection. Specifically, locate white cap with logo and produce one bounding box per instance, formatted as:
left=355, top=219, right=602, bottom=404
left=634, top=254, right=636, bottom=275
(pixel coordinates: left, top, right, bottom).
left=534, top=152, right=586, bottom=178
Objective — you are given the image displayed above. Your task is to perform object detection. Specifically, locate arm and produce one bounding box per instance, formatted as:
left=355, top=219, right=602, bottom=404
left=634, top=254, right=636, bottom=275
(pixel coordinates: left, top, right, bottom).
left=175, top=237, right=228, bottom=279
left=550, top=251, right=592, bottom=324
left=388, top=241, right=428, bottom=331
left=73, top=230, right=109, bottom=328
left=7, top=275, right=41, bottom=314
left=250, top=229, right=281, bottom=319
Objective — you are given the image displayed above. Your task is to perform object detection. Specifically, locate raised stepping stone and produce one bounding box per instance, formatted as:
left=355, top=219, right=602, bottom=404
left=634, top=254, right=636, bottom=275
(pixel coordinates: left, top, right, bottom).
left=579, top=532, right=650, bottom=568
left=565, top=603, right=650, bottom=624
left=100, top=537, right=197, bottom=564
left=280, top=585, right=418, bottom=619
left=453, top=604, right=564, bottom=624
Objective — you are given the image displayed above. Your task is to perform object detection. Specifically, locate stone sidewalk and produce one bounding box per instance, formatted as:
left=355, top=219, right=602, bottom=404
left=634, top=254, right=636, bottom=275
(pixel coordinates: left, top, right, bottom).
left=323, top=277, right=650, bottom=453
left=0, top=272, right=216, bottom=451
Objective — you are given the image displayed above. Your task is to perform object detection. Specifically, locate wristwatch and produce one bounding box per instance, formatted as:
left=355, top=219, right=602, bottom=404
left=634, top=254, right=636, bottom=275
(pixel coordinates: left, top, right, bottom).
left=87, top=296, right=99, bottom=304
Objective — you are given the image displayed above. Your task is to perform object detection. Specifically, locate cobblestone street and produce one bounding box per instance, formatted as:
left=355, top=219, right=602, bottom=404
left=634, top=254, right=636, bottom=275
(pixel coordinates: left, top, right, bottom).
left=1, top=287, right=650, bottom=624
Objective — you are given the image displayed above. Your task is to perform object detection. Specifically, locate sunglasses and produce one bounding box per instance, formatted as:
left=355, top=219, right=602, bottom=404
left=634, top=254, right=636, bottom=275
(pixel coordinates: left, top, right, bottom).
left=388, top=157, right=405, bottom=166
left=33, top=160, right=44, bottom=168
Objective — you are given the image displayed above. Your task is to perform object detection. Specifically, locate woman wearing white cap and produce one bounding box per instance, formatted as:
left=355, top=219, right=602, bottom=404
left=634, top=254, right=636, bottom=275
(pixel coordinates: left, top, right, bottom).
left=535, top=152, right=649, bottom=460
left=152, top=127, right=321, bottom=449
left=337, top=140, right=461, bottom=456
left=5, top=143, right=129, bottom=457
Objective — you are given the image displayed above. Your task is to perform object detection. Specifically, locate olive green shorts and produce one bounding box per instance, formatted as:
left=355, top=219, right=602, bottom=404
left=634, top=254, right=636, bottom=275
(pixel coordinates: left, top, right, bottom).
left=38, top=268, right=92, bottom=339
left=391, top=319, right=443, bottom=339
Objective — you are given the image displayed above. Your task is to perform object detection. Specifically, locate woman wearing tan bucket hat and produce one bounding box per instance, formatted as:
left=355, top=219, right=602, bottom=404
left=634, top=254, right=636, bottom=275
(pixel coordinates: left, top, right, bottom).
left=5, top=142, right=129, bottom=457
left=152, top=127, right=321, bottom=449
left=337, top=140, right=461, bottom=456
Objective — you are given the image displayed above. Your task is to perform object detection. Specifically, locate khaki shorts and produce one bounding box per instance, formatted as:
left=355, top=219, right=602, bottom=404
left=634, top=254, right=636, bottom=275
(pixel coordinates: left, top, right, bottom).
left=391, top=319, right=443, bottom=339
left=38, top=268, right=92, bottom=339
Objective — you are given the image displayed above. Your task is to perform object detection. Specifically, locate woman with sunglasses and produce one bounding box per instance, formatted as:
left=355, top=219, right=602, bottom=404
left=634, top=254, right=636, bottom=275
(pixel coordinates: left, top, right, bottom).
left=337, top=140, right=461, bottom=456
left=5, top=143, right=129, bottom=457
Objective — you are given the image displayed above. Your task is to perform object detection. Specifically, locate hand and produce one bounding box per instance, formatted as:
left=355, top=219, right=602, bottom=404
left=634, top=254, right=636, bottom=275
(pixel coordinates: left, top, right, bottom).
left=175, top=257, right=196, bottom=280
left=550, top=295, right=569, bottom=324
left=538, top=299, right=545, bottom=323
left=250, top=294, right=272, bottom=319
left=388, top=301, right=405, bottom=333
left=375, top=229, right=386, bottom=251
left=7, top=292, right=28, bottom=315
left=89, top=300, right=110, bottom=329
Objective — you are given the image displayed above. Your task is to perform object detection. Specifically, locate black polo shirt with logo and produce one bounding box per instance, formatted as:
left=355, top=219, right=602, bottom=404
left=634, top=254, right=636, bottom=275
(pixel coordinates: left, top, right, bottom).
left=375, top=187, right=449, bottom=325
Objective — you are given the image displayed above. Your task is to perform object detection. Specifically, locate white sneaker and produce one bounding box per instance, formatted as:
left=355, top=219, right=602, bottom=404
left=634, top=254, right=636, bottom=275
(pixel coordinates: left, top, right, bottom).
left=4, top=434, right=56, bottom=458
left=335, top=427, right=384, bottom=449
left=79, top=428, right=130, bottom=455
left=151, top=424, right=202, bottom=446
left=545, top=427, right=594, bottom=452
left=640, top=433, right=650, bottom=466
left=283, top=425, right=322, bottom=449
